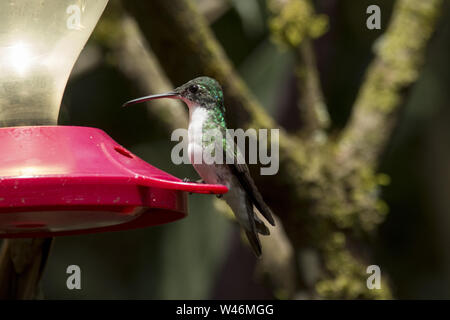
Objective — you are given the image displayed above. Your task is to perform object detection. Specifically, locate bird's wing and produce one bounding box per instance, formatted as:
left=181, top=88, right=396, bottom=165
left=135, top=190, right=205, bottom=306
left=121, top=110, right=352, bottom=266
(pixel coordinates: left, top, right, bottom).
left=225, top=142, right=276, bottom=227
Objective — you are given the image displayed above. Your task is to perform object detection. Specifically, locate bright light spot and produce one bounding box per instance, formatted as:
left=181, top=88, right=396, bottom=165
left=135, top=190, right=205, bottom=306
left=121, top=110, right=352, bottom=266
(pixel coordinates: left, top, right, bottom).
left=0, top=165, right=68, bottom=177
left=18, top=166, right=43, bottom=177
left=8, top=42, right=33, bottom=75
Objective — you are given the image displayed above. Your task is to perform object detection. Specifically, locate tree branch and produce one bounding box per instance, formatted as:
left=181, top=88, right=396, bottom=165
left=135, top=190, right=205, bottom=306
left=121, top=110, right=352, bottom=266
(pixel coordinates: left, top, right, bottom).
left=267, top=0, right=330, bottom=139
left=336, top=0, right=443, bottom=168
left=294, top=41, right=330, bottom=140
left=114, top=16, right=188, bottom=132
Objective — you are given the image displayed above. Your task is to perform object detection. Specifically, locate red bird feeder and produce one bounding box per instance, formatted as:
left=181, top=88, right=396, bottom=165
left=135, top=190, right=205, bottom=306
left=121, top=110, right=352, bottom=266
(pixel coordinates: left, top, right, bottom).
left=0, top=126, right=227, bottom=238
left=0, top=1, right=227, bottom=238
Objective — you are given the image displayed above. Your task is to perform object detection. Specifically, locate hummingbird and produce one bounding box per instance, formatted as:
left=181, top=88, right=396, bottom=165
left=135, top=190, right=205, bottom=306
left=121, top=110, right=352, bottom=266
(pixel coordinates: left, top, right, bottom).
left=123, top=76, right=275, bottom=257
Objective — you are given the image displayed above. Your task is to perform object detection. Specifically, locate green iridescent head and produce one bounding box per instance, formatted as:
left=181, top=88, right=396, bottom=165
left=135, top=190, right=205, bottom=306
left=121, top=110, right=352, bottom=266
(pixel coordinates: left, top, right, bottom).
left=174, top=76, right=225, bottom=113
left=123, top=76, right=225, bottom=115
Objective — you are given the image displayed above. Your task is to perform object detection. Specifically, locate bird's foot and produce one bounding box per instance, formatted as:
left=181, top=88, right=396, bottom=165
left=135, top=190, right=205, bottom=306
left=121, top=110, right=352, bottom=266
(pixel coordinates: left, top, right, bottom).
left=216, top=194, right=223, bottom=199
left=183, top=177, right=205, bottom=195
left=182, top=177, right=204, bottom=184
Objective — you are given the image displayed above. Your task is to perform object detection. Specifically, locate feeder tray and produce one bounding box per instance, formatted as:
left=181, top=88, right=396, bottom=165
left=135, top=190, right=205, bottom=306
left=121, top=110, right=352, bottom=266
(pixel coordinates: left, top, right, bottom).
left=0, top=126, right=228, bottom=238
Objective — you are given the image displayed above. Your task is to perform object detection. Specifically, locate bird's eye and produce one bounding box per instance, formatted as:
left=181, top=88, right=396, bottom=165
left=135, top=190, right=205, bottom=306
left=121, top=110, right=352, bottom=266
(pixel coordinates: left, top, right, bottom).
left=188, top=85, right=199, bottom=93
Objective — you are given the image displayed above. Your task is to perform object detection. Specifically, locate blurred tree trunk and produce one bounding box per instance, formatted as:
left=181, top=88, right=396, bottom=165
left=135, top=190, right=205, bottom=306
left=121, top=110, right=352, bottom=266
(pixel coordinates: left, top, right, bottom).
left=0, top=238, right=52, bottom=299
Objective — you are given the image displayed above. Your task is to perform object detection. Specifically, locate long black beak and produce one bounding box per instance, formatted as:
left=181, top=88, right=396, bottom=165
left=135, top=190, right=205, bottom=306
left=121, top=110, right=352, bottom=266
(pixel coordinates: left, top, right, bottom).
left=122, top=92, right=179, bottom=107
